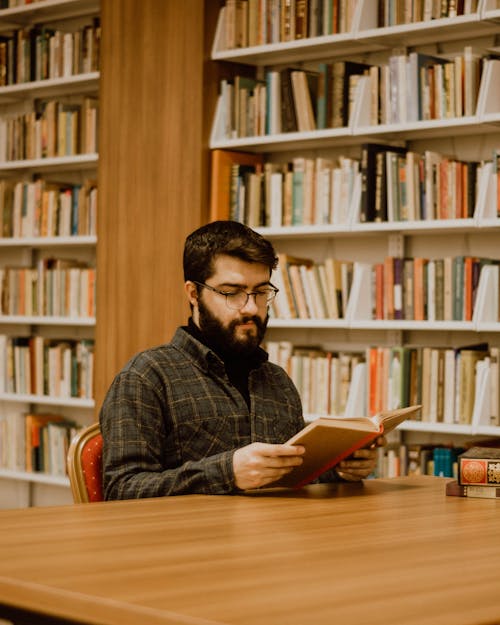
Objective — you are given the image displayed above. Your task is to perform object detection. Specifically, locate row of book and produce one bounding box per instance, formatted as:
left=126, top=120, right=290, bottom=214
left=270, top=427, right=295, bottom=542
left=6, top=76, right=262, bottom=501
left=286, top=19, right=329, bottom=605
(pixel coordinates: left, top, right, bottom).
left=360, top=143, right=483, bottom=223
left=265, top=340, right=500, bottom=427
left=266, top=341, right=363, bottom=416
left=0, top=258, right=96, bottom=317
left=268, top=252, right=499, bottom=323
left=0, top=96, right=98, bottom=162
left=367, top=343, right=499, bottom=425
left=376, top=442, right=500, bottom=499
left=0, top=335, right=94, bottom=399
left=270, top=253, right=353, bottom=320
left=0, top=19, right=101, bottom=86
left=378, top=0, right=480, bottom=26
left=0, top=178, right=97, bottom=238
left=219, top=0, right=480, bottom=51
left=371, top=256, right=499, bottom=322
left=220, top=151, right=359, bottom=227
left=219, top=48, right=485, bottom=138
left=220, top=0, right=357, bottom=50
left=375, top=443, right=463, bottom=479
left=210, top=145, right=491, bottom=226
left=0, top=410, right=80, bottom=476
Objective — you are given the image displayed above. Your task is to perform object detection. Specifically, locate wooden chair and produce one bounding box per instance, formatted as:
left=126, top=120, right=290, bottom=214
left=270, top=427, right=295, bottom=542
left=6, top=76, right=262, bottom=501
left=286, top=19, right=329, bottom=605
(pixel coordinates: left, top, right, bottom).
left=67, top=422, right=104, bottom=503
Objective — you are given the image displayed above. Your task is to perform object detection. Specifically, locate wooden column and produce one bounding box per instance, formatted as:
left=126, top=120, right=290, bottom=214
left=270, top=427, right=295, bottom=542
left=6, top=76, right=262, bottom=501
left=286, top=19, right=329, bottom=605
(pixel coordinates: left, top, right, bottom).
left=95, top=0, right=210, bottom=409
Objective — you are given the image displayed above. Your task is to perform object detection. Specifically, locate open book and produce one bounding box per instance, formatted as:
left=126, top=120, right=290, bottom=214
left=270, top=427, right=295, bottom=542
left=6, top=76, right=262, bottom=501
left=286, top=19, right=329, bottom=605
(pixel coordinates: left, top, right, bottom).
left=272, top=405, right=422, bottom=489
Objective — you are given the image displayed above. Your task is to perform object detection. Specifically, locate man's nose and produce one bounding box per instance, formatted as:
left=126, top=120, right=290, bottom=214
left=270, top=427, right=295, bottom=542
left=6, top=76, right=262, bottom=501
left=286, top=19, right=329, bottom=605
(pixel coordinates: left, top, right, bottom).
left=240, top=293, right=259, bottom=313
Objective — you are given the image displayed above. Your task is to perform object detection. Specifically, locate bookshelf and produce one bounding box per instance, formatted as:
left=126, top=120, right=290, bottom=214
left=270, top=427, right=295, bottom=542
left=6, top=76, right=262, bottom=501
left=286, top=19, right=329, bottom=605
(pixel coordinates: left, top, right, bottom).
left=0, top=0, right=99, bottom=508
left=209, top=0, right=500, bottom=464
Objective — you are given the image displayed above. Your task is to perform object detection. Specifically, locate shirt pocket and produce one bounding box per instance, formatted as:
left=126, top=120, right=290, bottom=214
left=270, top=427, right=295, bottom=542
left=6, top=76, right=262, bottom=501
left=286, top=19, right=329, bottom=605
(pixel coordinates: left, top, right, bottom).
left=175, top=416, right=233, bottom=462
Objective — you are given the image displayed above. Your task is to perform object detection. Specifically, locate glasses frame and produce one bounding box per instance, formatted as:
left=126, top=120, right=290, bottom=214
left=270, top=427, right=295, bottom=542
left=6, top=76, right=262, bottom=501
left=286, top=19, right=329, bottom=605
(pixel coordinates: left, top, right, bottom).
left=192, top=281, right=279, bottom=310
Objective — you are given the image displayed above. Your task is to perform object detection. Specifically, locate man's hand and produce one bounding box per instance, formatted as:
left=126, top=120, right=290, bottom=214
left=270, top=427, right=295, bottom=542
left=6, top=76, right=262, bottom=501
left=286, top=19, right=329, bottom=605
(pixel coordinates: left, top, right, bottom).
left=233, top=442, right=305, bottom=490
left=336, top=435, right=386, bottom=482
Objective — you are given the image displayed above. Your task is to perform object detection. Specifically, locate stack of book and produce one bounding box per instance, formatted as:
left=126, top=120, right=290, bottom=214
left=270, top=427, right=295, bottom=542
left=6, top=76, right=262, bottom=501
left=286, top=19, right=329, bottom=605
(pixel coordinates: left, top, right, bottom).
left=446, top=446, right=500, bottom=499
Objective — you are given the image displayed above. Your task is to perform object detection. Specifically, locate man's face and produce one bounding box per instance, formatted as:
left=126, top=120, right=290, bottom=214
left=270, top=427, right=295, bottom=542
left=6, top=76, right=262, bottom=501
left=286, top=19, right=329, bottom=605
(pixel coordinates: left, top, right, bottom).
left=186, top=255, right=272, bottom=356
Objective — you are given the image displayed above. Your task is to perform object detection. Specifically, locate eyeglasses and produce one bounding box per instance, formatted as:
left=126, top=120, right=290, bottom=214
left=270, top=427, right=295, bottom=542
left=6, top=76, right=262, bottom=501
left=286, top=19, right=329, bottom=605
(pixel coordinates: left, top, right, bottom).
left=193, top=281, right=279, bottom=310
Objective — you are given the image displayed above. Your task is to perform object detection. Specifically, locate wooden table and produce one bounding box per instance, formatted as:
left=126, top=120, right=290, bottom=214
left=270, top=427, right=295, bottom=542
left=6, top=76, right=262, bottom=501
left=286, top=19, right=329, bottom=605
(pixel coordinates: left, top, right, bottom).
left=0, top=476, right=499, bottom=625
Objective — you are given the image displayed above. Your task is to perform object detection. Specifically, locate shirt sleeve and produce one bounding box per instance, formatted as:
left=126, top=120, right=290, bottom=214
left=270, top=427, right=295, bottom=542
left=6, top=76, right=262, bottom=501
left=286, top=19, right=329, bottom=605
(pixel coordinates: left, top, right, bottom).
left=100, top=368, right=238, bottom=499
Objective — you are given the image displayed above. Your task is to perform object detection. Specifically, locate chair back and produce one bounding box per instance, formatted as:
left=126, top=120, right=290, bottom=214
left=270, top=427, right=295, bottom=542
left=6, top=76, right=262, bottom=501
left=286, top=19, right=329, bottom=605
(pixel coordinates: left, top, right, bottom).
left=67, top=422, right=104, bottom=503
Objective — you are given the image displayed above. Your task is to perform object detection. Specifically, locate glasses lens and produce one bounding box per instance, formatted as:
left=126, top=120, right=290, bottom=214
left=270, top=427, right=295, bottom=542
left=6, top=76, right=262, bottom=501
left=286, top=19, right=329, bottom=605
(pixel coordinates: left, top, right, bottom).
left=225, top=291, right=248, bottom=310
left=225, top=289, right=277, bottom=310
left=256, top=290, right=275, bottom=306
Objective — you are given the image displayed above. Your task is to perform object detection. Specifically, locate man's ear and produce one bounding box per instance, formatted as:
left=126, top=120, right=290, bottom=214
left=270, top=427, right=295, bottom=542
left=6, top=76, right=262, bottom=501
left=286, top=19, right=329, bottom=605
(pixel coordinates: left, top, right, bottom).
left=184, top=281, right=198, bottom=307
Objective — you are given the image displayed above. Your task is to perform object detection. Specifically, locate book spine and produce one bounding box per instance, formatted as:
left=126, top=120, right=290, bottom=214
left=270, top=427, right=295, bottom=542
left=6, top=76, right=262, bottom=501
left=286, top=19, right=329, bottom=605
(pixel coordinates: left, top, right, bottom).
left=446, top=480, right=500, bottom=498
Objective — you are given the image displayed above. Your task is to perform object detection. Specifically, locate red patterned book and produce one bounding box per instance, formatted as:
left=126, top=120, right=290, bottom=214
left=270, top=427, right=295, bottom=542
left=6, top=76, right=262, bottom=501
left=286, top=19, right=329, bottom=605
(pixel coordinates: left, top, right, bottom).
left=458, top=447, right=500, bottom=486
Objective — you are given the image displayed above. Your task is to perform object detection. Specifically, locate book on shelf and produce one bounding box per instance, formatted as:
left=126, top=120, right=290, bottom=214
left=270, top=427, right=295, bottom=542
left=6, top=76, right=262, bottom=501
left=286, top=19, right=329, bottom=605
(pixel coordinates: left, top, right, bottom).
left=209, top=149, right=264, bottom=222
left=270, top=404, right=422, bottom=489
left=458, top=446, right=500, bottom=486
left=446, top=480, right=500, bottom=499
left=360, top=143, right=406, bottom=223
left=331, top=60, right=371, bottom=128
left=290, top=69, right=319, bottom=132
left=279, top=67, right=299, bottom=133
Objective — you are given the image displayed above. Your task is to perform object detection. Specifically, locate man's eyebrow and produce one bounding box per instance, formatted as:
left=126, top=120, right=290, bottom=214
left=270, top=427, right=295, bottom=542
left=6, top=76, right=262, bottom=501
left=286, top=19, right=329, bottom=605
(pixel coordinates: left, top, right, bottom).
left=217, top=281, right=272, bottom=289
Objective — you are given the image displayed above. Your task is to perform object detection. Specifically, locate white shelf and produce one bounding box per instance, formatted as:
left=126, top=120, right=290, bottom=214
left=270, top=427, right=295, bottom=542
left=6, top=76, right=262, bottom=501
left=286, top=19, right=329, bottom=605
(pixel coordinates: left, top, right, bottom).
left=211, top=113, right=500, bottom=151
left=0, top=0, right=99, bottom=29
left=212, top=33, right=381, bottom=66
left=268, top=318, right=349, bottom=329
left=0, top=392, right=94, bottom=408
left=0, top=72, right=99, bottom=103
left=0, top=315, right=95, bottom=326
left=357, top=11, right=498, bottom=47
left=399, top=421, right=500, bottom=437
left=0, top=235, right=96, bottom=247
left=399, top=421, right=478, bottom=435
left=0, top=153, right=98, bottom=172
left=210, top=125, right=354, bottom=152
left=257, top=224, right=352, bottom=238
left=259, top=219, right=491, bottom=237
left=212, top=1, right=499, bottom=63
left=0, top=468, right=69, bottom=487
left=349, top=320, right=476, bottom=331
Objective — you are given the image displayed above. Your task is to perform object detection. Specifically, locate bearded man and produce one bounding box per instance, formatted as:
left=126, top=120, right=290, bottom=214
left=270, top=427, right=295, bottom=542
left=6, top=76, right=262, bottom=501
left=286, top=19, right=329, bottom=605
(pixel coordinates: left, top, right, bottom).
left=100, top=220, right=378, bottom=499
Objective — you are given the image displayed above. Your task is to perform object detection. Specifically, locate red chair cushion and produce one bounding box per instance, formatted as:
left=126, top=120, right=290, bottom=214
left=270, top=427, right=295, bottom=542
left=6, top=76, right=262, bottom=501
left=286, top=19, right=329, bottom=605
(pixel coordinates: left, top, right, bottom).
left=81, top=434, right=104, bottom=502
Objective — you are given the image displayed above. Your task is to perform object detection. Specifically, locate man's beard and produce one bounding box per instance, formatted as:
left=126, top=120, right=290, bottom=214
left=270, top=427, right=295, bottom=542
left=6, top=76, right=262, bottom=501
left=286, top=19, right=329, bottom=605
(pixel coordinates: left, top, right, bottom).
left=197, top=298, right=268, bottom=358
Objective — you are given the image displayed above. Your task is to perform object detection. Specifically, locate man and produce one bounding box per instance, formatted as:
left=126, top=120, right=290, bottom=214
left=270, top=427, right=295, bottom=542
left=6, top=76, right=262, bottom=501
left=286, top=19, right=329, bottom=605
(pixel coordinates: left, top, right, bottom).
left=100, top=220, right=379, bottom=499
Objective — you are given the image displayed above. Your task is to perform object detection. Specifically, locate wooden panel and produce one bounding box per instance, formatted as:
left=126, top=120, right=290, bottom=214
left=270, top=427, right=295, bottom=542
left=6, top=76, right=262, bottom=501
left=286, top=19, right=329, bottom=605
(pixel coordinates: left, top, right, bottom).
left=95, top=1, right=210, bottom=409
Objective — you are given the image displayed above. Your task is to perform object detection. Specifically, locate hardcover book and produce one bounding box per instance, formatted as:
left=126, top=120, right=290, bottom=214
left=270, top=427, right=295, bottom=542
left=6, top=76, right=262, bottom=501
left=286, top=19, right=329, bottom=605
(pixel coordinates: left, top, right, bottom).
left=209, top=149, right=264, bottom=222
left=446, top=479, right=500, bottom=499
left=271, top=404, right=422, bottom=489
left=458, top=446, right=500, bottom=486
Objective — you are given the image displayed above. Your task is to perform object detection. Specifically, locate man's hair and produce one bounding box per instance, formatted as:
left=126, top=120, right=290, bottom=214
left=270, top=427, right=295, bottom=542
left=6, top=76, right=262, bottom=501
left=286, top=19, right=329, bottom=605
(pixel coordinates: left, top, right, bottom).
left=183, top=220, right=278, bottom=283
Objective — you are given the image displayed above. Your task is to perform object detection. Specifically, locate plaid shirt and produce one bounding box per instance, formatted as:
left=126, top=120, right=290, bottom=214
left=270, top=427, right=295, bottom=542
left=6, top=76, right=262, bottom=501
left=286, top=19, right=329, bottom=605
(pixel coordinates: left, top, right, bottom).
left=100, top=326, right=307, bottom=499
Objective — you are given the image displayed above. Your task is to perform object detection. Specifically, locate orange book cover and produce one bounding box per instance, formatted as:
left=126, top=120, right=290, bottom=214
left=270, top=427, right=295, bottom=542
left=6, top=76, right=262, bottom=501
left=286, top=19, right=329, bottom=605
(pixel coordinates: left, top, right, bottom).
left=463, top=256, right=475, bottom=321
left=209, top=149, right=264, bottom=222
left=384, top=256, right=394, bottom=320
left=270, top=405, right=422, bottom=489
left=413, top=257, right=428, bottom=321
